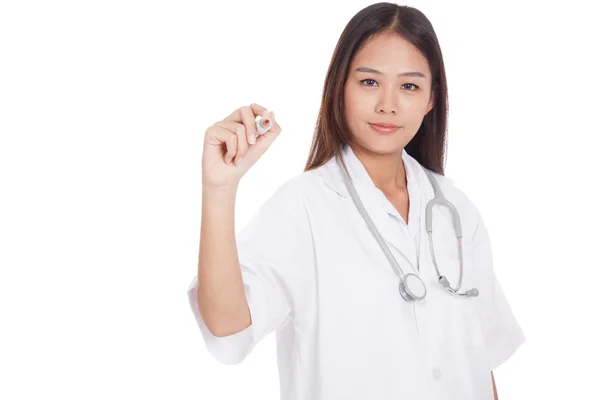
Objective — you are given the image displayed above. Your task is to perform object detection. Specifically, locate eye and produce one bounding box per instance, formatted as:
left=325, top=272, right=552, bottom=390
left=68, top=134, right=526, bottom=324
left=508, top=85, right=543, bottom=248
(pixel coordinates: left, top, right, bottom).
left=402, top=83, right=420, bottom=91
left=360, top=78, right=378, bottom=87
left=359, top=79, right=420, bottom=91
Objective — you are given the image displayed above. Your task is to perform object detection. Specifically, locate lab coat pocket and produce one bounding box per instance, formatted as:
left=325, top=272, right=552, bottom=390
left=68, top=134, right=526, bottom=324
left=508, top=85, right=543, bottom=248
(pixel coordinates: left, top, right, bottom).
left=464, top=299, right=487, bottom=349
left=463, top=303, right=492, bottom=378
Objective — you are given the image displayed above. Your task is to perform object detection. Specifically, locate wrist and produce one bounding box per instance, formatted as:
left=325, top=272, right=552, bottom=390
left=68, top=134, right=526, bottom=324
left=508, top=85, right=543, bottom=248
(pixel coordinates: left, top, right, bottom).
left=202, top=183, right=239, bottom=201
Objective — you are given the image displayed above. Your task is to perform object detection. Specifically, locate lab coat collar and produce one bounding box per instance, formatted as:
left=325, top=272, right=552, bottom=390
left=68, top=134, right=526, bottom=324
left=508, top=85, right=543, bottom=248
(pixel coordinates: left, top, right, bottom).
left=319, top=143, right=426, bottom=272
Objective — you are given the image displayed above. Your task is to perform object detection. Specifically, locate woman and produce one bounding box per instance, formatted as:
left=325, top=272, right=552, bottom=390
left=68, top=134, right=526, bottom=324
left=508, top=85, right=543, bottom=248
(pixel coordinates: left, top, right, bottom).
left=188, top=3, right=525, bottom=399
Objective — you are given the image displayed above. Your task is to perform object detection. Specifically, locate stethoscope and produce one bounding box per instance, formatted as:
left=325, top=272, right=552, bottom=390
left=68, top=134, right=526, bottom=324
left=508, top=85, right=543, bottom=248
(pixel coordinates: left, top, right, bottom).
left=338, top=154, right=480, bottom=302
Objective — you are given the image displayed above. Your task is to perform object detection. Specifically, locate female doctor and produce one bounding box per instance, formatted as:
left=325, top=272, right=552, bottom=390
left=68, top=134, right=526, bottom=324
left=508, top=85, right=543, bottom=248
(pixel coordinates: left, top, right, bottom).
left=188, top=3, right=525, bottom=399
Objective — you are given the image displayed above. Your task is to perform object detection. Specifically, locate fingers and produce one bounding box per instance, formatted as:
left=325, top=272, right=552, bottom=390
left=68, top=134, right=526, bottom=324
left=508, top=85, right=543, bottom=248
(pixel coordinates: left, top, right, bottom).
left=212, top=121, right=242, bottom=164
left=224, top=133, right=237, bottom=164
left=251, top=103, right=271, bottom=120
left=224, top=103, right=270, bottom=124
left=238, top=106, right=255, bottom=154
left=212, top=105, right=280, bottom=165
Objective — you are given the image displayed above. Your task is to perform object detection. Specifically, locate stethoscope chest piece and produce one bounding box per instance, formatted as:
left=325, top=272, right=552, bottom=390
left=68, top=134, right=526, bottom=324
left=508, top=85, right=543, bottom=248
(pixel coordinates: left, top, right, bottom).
left=399, top=273, right=427, bottom=301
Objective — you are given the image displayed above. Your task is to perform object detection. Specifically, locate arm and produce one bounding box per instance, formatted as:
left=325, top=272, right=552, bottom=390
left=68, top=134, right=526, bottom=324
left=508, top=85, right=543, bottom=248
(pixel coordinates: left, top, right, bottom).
left=491, top=371, right=498, bottom=400
left=197, top=184, right=251, bottom=337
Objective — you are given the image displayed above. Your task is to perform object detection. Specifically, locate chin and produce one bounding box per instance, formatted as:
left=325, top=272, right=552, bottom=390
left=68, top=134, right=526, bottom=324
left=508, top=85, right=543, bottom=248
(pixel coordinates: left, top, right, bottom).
left=352, top=136, right=405, bottom=156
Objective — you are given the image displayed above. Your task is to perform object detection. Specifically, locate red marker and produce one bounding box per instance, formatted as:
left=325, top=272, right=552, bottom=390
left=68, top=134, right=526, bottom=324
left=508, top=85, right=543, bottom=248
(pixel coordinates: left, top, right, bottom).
left=255, top=115, right=272, bottom=136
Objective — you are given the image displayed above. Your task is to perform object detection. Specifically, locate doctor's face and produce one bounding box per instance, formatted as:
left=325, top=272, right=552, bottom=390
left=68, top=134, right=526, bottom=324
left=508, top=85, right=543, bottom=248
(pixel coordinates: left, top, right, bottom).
left=344, top=32, right=435, bottom=155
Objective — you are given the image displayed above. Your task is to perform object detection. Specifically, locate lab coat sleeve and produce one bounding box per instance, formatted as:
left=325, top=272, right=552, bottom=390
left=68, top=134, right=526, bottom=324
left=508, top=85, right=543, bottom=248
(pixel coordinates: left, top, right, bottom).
left=187, top=180, right=314, bottom=365
left=471, top=208, right=526, bottom=371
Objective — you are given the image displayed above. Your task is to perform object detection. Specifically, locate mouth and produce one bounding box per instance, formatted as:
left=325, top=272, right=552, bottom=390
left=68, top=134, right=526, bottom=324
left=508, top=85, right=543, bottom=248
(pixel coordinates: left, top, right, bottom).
left=369, top=123, right=401, bottom=134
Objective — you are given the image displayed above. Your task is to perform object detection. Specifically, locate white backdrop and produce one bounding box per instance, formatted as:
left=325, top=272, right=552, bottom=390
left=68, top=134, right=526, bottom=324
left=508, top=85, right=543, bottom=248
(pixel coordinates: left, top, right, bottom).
left=1, top=0, right=599, bottom=399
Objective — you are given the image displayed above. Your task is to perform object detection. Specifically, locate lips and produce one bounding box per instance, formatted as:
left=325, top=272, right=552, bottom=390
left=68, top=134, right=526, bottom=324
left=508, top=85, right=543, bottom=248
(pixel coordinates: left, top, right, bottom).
left=369, top=123, right=401, bottom=134
left=371, top=123, right=400, bottom=128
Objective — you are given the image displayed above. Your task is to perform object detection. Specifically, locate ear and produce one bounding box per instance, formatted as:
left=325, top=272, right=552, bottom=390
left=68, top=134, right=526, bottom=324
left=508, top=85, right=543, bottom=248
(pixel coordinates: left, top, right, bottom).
left=426, top=91, right=435, bottom=114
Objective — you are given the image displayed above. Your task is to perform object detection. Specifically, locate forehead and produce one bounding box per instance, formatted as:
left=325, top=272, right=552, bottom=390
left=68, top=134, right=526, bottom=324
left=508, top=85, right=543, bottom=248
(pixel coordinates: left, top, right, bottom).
left=351, top=32, right=430, bottom=72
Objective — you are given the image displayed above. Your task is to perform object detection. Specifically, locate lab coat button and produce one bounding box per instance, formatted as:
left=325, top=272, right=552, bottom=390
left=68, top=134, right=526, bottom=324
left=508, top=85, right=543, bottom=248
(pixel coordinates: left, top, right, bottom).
left=432, top=368, right=442, bottom=381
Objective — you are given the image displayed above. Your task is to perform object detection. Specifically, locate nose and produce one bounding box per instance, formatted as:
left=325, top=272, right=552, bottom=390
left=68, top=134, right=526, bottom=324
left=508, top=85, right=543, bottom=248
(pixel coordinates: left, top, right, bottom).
left=376, top=88, right=398, bottom=114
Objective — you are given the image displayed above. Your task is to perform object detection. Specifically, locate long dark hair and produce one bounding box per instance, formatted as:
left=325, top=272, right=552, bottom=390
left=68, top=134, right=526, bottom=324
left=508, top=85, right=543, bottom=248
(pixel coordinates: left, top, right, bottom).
left=303, top=2, right=449, bottom=175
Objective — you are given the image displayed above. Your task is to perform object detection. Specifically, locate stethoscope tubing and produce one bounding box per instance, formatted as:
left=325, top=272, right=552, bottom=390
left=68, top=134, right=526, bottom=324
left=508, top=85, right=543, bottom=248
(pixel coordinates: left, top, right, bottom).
left=338, top=153, right=478, bottom=301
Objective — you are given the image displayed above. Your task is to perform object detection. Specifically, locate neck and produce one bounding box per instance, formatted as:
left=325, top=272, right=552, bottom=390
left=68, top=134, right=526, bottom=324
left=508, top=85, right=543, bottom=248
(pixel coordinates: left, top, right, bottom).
left=350, top=143, right=407, bottom=195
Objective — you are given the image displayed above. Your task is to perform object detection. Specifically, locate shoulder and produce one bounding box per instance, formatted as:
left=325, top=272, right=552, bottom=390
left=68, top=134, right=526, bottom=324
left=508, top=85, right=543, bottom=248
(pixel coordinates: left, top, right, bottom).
left=248, top=169, right=322, bottom=227
left=263, top=168, right=325, bottom=206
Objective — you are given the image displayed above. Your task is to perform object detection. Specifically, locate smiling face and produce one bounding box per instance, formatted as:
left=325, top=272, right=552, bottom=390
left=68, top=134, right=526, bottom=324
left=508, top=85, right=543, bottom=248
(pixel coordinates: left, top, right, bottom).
left=344, top=31, right=435, bottom=155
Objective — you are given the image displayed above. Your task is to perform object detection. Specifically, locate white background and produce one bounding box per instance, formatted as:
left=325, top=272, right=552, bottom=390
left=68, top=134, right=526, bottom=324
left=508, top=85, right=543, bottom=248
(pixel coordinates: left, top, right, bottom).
left=1, top=0, right=599, bottom=398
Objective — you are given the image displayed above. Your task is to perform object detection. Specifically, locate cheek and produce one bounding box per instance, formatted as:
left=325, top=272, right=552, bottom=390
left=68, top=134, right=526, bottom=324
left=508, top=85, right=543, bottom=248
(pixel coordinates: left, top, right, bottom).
left=402, top=97, right=430, bottom=119
left=344, top=86, right=355, bottom=105
left=401, top=96, right=422, bottom=109
left=344, top=89, right=364, bottom=122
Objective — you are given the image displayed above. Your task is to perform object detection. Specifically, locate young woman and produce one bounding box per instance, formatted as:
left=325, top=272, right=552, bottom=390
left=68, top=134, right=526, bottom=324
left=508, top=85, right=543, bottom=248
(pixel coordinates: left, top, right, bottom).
left=189, top=3, right=524, bottom=399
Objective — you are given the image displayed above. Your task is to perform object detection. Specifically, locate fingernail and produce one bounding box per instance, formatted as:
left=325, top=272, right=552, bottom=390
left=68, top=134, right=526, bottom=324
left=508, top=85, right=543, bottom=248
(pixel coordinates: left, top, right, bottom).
left=235, top=157, right=243, bottom=165
left=249, top=134, right=257, bottom=144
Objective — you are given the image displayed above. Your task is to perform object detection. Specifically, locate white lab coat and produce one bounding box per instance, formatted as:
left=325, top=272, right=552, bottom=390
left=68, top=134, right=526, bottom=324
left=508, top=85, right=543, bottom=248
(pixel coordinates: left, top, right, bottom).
left=187, top=144, right=525, bottom=400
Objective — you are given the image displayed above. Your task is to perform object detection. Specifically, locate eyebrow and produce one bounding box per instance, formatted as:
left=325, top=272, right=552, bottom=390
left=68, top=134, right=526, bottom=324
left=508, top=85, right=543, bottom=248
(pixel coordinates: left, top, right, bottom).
left=354, top=67, right=426, bottom=78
